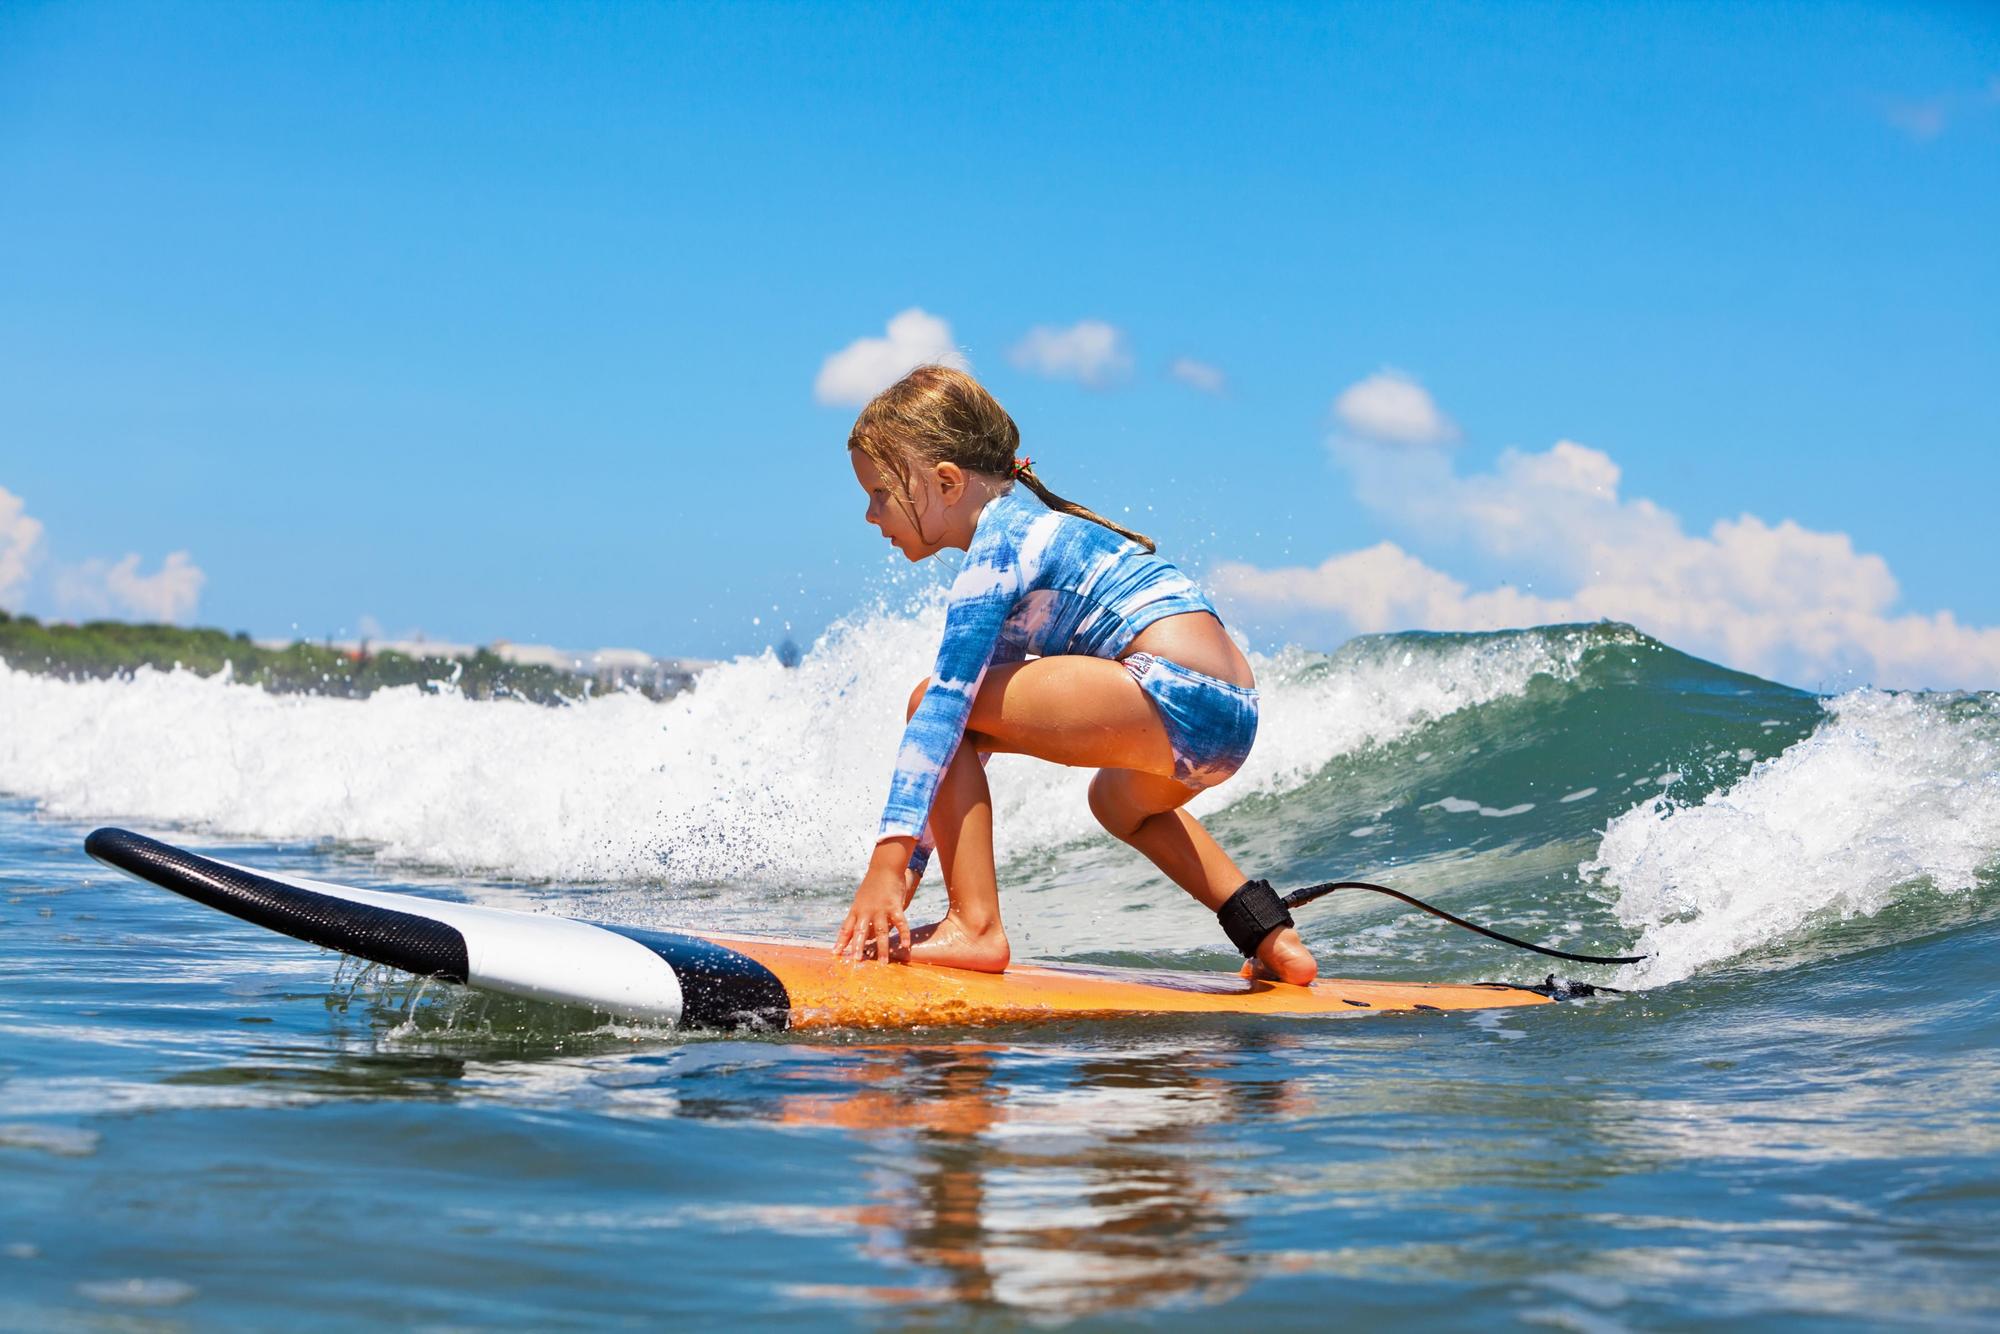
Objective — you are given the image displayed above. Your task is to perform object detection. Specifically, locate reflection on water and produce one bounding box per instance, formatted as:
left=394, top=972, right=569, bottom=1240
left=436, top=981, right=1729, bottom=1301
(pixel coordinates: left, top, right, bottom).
left=435, top=1025, right=1281, bottom=1317
left=200, top=964, right=1312, bottom=1320
left=769, top=1043, right=1261, bottom=1315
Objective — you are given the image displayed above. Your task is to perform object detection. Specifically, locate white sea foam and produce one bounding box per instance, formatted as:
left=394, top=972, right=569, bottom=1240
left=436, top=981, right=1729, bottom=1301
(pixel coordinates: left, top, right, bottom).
left=0, top=609, right=931, bottom=886
left=1420, top=796, right=1534, bottom=817
left=75, top=1278, right=198, bottom=1308
left=0, top=605, right=1592, bottom=888
left=1587, top=688, right=2000, bottom=988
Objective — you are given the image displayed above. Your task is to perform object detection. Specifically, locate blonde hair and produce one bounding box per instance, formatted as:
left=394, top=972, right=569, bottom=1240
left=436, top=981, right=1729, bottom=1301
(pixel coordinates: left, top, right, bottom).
left=847, top=365, right=1156, bottom=552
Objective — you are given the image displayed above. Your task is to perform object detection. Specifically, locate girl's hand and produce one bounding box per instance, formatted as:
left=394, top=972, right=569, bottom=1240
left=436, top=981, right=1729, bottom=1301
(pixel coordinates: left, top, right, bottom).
left=835, top=837, right=919, bottom=963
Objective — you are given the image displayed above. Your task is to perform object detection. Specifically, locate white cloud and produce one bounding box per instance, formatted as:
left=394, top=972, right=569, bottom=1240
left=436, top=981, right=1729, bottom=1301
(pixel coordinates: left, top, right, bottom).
left=0, top=485, right=45, bottom=608
left=1332, top=369, right=1459, bottom=446
left=1213, top=429, right=2000, bottom=691
left=1885, top=99, right=1948, bottom=141
left=1008, top=319, right=1133, bottom=388
left=814, top=308, right=967, bottom=406
left=1169, top=356, right=1227, bottom=395
left=1881, top=80, right=2000, bottom=141
left=1214, top=541, right=1561, bottom=634
left=55, top=551, right=206, bottom=624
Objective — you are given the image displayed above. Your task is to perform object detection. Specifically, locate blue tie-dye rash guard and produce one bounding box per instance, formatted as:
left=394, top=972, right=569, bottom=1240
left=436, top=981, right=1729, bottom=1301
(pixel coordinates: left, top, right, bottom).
left=880, top=484, right=1218, bottom=864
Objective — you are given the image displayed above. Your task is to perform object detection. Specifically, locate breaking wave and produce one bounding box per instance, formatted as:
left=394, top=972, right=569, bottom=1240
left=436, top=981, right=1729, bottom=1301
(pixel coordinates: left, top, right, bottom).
left=6, top=602, right=1995, bottom=986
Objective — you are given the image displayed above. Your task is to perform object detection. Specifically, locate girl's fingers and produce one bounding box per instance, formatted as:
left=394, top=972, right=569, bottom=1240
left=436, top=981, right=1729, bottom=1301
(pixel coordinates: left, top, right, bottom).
left=868, top=912, right=901, bottom=964
left=835, top=899, right=913, bottom=963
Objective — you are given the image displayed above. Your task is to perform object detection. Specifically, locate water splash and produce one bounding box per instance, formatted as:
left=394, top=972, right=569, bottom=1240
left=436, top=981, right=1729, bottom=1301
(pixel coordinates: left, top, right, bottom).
left=1587, top=688, right=2000, bottom=987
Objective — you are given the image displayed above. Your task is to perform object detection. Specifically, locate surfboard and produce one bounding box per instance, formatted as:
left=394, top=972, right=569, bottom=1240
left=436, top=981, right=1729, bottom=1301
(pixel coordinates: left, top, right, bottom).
left=85, top=827, right=1556, bottom=1031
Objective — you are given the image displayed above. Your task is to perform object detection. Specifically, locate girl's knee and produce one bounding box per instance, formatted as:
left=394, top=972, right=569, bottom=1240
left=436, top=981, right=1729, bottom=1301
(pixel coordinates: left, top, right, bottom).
left=1088, top=770, right=1147, bottom=842
left=905, top=676, right=931, bottom=721
left=1091, top=767, right=1200, bottom=842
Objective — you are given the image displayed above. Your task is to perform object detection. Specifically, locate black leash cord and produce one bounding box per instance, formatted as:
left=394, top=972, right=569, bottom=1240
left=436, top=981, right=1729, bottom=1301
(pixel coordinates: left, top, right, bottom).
left=1281, top=880, right=1647, bottom=966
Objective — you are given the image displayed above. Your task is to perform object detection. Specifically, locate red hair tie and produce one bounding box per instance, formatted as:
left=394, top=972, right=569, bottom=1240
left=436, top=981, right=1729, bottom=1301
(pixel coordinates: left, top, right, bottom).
left=1011, top=456, right=1033, bottom=479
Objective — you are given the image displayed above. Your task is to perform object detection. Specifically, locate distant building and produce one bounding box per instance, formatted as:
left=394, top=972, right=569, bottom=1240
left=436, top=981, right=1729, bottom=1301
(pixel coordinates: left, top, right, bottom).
left=490, top=640, right=709, bottom=695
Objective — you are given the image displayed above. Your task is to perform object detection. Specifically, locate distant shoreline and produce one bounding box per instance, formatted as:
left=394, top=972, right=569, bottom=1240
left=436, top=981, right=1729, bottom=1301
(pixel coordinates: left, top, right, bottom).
left=0, top=611, right=707, bottom=705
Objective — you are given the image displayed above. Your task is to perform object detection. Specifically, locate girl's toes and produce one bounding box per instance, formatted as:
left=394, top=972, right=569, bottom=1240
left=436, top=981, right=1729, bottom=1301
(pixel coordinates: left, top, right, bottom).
left=1254, top=927, right=1318, bottom=986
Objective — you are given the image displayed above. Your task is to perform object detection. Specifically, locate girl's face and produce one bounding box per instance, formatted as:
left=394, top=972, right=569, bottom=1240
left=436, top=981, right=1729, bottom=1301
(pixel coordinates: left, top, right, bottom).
left=851, top=449, right=948, bottom=562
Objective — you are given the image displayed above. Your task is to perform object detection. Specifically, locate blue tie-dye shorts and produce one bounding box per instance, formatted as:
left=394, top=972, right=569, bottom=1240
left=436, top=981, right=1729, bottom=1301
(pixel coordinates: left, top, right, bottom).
left=1120, top=652, right=1260, bottom=791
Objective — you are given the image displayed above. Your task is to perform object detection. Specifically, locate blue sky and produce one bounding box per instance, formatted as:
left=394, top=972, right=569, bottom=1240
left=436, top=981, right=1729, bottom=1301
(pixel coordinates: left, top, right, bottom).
left=2, top=2, right=1996, bottom=686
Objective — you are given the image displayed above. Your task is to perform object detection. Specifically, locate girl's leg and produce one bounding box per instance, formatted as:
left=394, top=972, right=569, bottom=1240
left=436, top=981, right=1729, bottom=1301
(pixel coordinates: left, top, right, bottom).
left=1085, top=768, right=1243, bottom=909
left=1087, top=768, right=1316, bottom=984
left=904, top=726, right=1010, bottom=970
left=896, top=659, right=1316, bottom=982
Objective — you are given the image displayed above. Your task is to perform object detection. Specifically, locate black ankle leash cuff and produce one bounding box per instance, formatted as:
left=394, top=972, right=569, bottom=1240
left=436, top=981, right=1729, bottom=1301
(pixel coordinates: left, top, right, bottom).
left=1218, top=878, right=1294, bottom=958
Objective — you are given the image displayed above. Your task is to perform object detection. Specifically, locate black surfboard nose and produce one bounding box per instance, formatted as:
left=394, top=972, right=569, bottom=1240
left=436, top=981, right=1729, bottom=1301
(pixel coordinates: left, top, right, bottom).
left=85, top=827, right=472, bottom=984
left=83, top=825, right=140, bottom=867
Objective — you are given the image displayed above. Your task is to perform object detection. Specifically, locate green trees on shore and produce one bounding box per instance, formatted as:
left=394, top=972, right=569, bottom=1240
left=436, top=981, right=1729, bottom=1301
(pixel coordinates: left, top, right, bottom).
left=0, top=610, right=677, bottom=705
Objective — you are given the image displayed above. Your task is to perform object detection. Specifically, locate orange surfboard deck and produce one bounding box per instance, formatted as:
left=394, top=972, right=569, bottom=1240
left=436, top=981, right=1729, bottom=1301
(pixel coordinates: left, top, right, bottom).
left=715, top=933, right=1553, bottom=1028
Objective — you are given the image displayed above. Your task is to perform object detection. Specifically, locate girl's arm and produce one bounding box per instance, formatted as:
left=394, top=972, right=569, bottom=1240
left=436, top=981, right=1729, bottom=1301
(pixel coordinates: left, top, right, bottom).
left=876, top=563, right=1018, bottom=847
left=902, top=636, right=1024, bottom=880
left=838, top=554, right=1018, bottom=962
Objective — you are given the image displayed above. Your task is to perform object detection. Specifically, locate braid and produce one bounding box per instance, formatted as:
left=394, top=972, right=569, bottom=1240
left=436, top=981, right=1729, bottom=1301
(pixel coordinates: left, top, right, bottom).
left=1013, top=464, right=1156, bottom=553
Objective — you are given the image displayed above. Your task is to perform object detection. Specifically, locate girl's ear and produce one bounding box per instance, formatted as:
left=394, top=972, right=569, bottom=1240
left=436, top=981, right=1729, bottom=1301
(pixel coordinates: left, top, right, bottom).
left=933, top=460, right=967, bottom=500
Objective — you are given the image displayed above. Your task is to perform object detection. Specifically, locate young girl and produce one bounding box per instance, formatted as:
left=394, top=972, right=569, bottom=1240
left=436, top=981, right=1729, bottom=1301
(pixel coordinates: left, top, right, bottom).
left=834, top=366, right=1318, bottom=986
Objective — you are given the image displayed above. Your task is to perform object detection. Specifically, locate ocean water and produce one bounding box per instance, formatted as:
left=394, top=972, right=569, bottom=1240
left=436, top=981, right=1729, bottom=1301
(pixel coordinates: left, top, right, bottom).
left=2, top=610, right=1997, bottom=1330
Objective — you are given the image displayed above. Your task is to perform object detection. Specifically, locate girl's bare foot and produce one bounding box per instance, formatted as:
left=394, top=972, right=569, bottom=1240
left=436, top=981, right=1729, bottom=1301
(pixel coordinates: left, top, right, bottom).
left=906, top=914, right=1010, bottom=973
left=1238, top=926, right=1317, bottom=986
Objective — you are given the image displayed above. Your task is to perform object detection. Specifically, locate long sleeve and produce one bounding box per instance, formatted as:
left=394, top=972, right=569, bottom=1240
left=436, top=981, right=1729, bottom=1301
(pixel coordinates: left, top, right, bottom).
left=901, top=631, right=1028, bottom=878
left=877, top=551, right=1022, bottom=845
